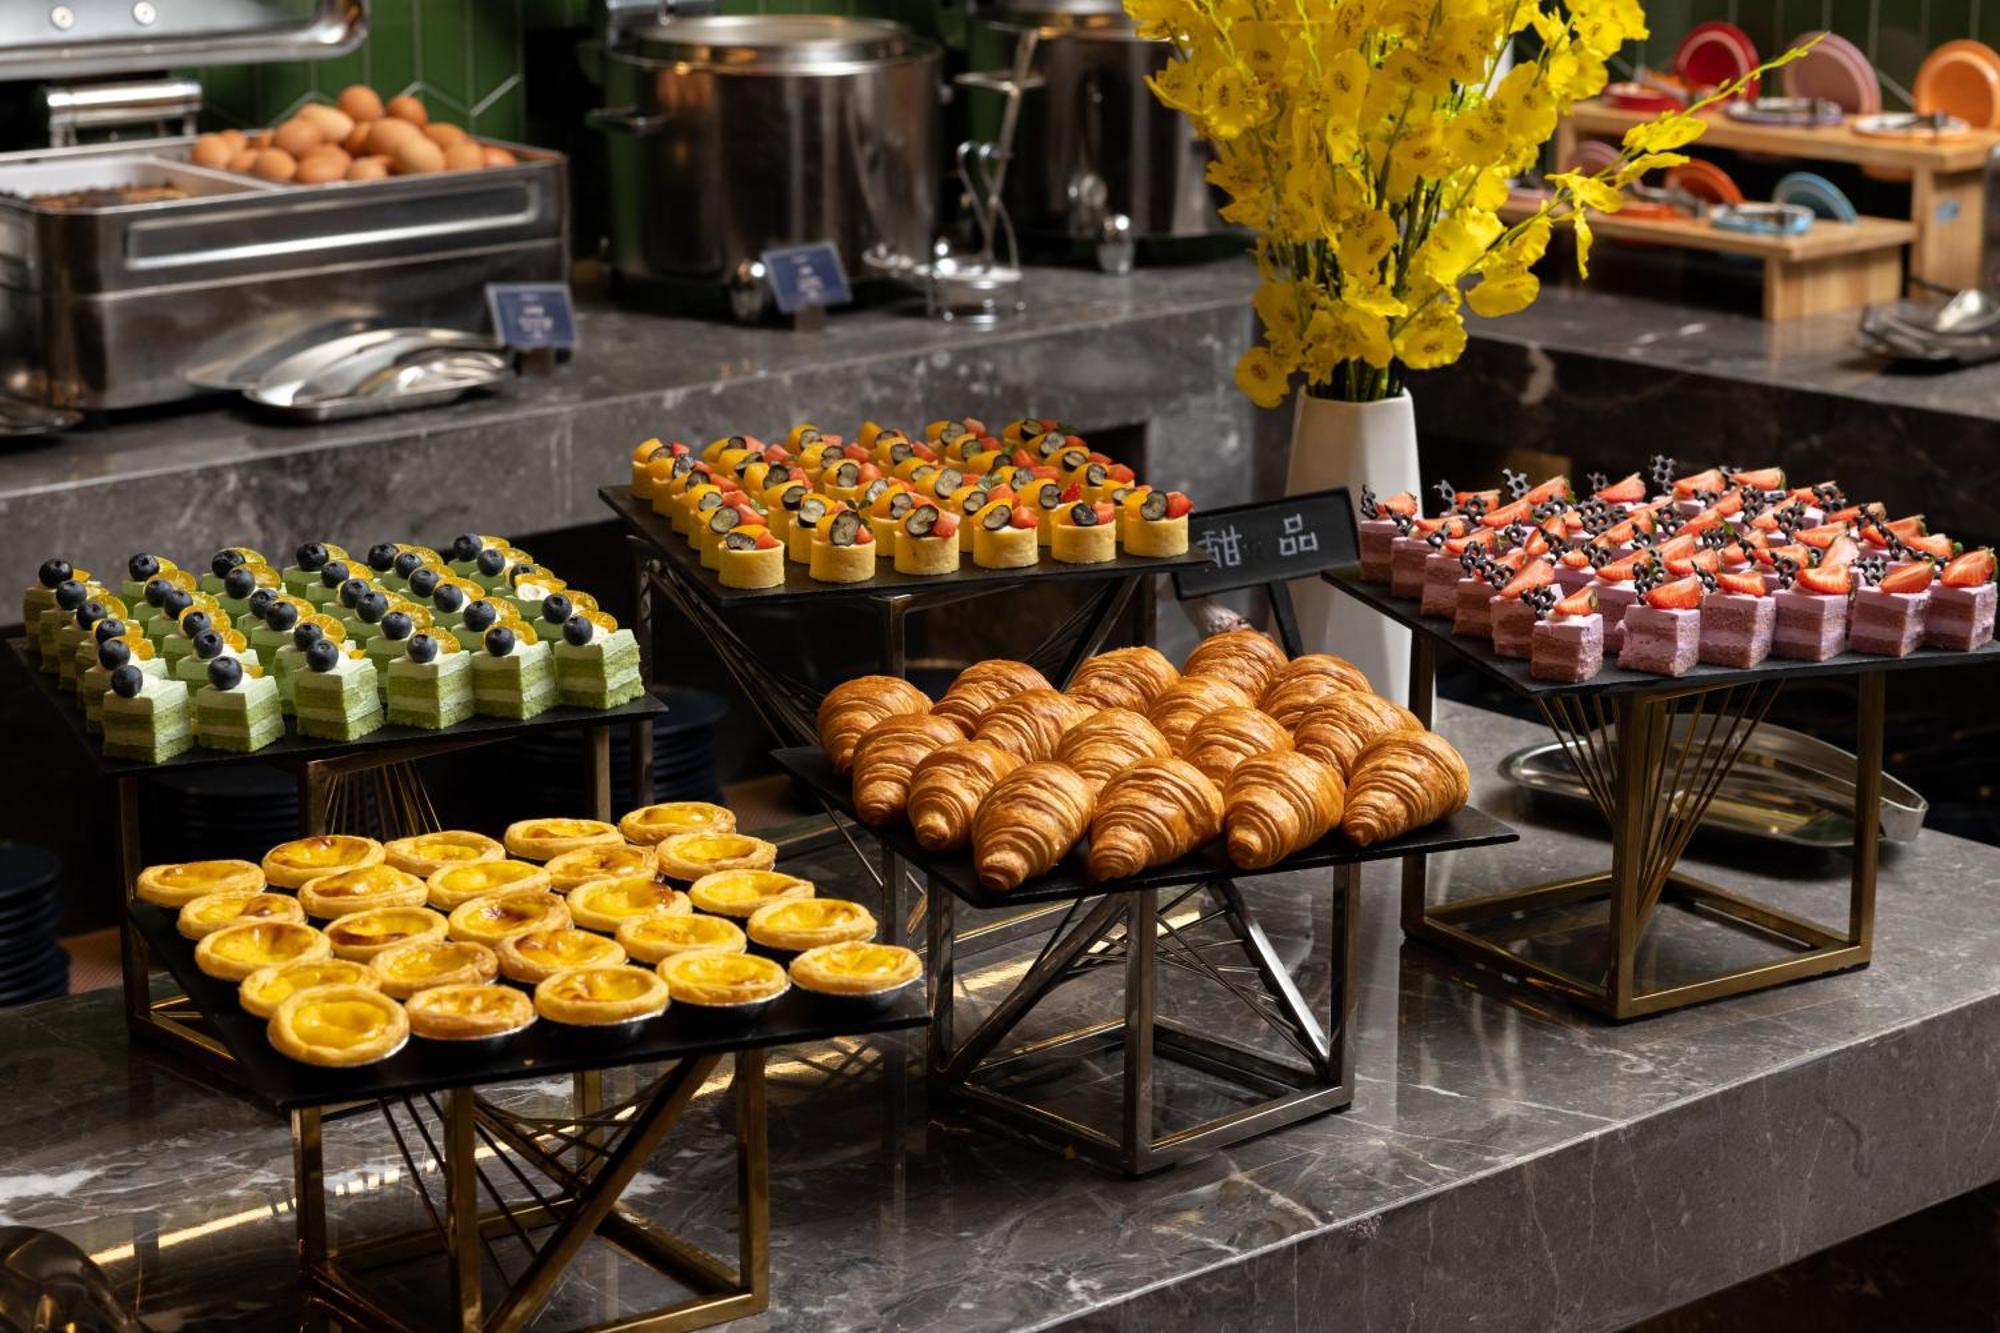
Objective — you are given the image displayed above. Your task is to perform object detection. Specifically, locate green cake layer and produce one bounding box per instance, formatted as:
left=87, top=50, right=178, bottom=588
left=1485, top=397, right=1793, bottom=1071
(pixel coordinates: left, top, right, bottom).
left=294, top=658, right=384, bottom=740
left=554, top=629, right=643, bottom=710
left=471, top=644, right=555, bottom=720
left=195, top=676, right=284, bottom=753
left=35, top=608, right=72, bottom=665
left=19, top=588, right=54, bottom=644
left=364, top=638, right=410, bottom=689
left=385, top=652, right=473, bottom=730
left=102, top=679, right=193, bottom=762
left=82, top=659, right=167, bottom=731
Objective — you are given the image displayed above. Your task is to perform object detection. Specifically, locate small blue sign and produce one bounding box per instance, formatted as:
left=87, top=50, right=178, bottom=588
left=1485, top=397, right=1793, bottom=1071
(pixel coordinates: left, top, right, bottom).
left=761, top=243, right=852, bottom=315
left=486, top=282, right=577, bottom=350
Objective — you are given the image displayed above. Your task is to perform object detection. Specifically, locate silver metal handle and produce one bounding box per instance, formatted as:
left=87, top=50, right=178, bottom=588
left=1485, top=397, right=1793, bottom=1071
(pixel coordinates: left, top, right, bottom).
left=42, top=77, right=201, bottom=147
left=585, top=106, right=672, bottom=135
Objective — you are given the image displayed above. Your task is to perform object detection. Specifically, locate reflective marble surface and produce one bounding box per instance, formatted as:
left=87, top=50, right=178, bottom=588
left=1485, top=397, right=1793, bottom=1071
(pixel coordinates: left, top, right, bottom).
left=2, top=700, right=1998, bottom=1330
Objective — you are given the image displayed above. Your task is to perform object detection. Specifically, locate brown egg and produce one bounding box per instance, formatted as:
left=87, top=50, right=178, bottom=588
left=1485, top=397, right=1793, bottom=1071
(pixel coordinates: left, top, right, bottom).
left=481, top=145, right=518, bottom=168
left=423, top=122, right=469, bottom=149
left=190, top=133, right=232, bottom=168
left=227, top=147, right=262, bottom=173
left=346, top=156, right=392, bottom=182
left=393, top=136, right=445, bottom=175
left=366, top=118, right=420, bottom=156
left=336, top=85, right=384, bottom=122
left=441, top=142, right=485, bottom=171
left=304, top=145, right=352, bottom=171
left=271, top=118, right=322, bottom=158
left=245, top=130, right=271, bottom=149
left=294, top=154, right=348, bottom=185
left=217, top=128, right=246, bottom=152
left=297, top=103, right=355, bottom=142
left=385, top=94, right=429, bottom=126
left=252, top=148, right=298, bottom=183
left=343, top=120, right=374, bottom=154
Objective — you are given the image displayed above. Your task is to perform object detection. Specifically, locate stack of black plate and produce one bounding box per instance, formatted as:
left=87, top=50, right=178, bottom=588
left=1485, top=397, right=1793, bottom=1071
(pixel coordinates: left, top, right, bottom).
left=506, top=687, right=726, bottom=815
left=0, top=843, right=66, bottom=1005
left=140, top=762, right=304, bottom=865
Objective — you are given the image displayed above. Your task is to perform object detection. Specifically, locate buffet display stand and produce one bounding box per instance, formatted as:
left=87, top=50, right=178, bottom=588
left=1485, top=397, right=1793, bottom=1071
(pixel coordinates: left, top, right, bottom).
left=1326, top=569, right=2000, bottom=1019
left=129, top=901, right=923, bottom=1333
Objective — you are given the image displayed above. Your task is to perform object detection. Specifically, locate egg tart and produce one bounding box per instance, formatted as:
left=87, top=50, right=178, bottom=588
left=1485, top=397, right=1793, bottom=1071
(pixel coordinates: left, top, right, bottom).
left=543, top=843, right=656, bottom=891
left=617, top=912, right=746, bottom=964
left=427, top=858, right=551, bottom=910
left=177, top=890, right=306, bottom=940
left=659, top=951, right=789, bottom=1010
left=447, top=890, right=571, bottom=945
left=261, top=835, right=385, bottom=890
left=686, top=869, right=813, bottom=919
left=240, top=957, right=376, bottom=1018
left=325, top=906, right=448, bottom=961
left=502, top=818, right=622, bottom=862
left=136, top=858, right=265, bottom=907
left=196, top=920, right=330, bottom=982
left=567, top=875, right=691, bottom=932
left=618, top=801, right=736, bottom=846
left=748, top=897, right=878, bottom=952
left=368, top=938, right=500, bottom=998
left=789, top=941, right=922, bottom=997
left=533, top=965, right=670, bottom=1026
left=653, top=833, right=779, bottom=883
left=383, top=830, right=503, bottom=878
left=497, top=927, right=628, bottom=984
left=298, top=863, right=429, bottom=919
left=268, top=985, right=409, bottom=1067
left=406, top=984, right=536, bottom=1042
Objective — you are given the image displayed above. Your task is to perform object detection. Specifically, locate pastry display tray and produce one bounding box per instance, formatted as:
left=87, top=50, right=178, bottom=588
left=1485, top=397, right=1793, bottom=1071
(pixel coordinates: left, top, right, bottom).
left=772, top=746, right=1517, bottom=909
left=1325, top=568, right=2000, bottom=699
left=130, top=902, right=926, bottom=1113
left=4, top=637, right=664, bottom=778
left=602, top=487, right=1209, bottom=606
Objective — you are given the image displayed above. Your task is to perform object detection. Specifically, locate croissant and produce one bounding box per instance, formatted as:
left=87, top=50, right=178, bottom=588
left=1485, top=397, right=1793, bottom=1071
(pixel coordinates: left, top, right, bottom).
left=1340, top=731, right=1471, bottom=847
left=818, top=676, right=936, bottom=773
left=1146, top=676, right=1255, bottom=753
left=1065, top=646, right=1179, bottom=713
left=972, top=761, right=1094, bottom=891
left=1054, top=708, right=1172, bottom=792
left=1180, top=706, right=1294, bottom=787
left=1182, top=628, right=1289, bottom=700
left=1259, top=655, right=1372, bottom=729
left=1086, top=757, right=1222, bottom=881
left=852, top=714, right=969, bottom=827
left=1224, top=751, right=1345, bottom=870
left=1292, top=692, right=1423, bottom=778
left=932, top=659, right=1050, bottom=733
left=908, top=740, right=1022, bottom=853
left=974, top=687, right=1093, bottom=763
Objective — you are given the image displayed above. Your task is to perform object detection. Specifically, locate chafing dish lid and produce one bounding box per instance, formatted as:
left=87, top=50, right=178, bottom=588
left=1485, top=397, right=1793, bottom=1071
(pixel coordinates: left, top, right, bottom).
left=632, top=15, right=913, bottom=69
left=994, top=0, right=1139, bottom=28
left=0, top=0, right=364, bottom=81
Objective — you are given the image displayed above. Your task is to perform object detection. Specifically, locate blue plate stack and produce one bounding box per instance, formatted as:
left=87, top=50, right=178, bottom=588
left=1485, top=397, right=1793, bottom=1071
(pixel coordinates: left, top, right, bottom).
left=0, top=843, right=67, bottom=1006
left=507, top=687, right=726, bottom=814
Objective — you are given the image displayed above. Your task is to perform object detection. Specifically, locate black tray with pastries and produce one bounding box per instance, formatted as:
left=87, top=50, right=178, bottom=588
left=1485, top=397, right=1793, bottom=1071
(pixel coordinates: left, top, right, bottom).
left=602, top=487, right=1210, bottom=606
left=771, top=745, right=1517, bottom=910
left=128, top=901, right=926, bottom=1113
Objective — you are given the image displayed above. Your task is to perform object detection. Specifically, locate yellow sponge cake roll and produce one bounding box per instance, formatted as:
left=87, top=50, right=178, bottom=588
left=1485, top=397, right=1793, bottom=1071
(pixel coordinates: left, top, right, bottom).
left=867, top=483, right=917, bottom=553
left=788, top=494, right=833, bottom=564
left=809, top=509, right=877, bottom=583
left=1122, top=489, right=1192, bottom=557
left=893, top=504, right=962, bottom=575
left=971, top=499, right=1039, bottom=569
left=1017, top=477, right=1062, bottom=547
left=1050, top=500, right=1118, bottom=564
left=717, top=526, right=787, bottom=589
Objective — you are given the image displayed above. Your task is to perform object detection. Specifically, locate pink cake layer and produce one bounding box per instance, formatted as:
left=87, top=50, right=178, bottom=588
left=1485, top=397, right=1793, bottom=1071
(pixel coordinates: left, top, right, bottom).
left=1358, top=519, right=1400, bottom=582
left=1390, top=536, right=1432, bottom=599
left=1922, top=582, right=1996, bottom=651
left=1489, top=597, right=1537, bottom=658
left=1772, top=588, right=1849, bottom=661
left=1531, top=614, right=1604, bottom=682
left=1420, top=552, right=1464, bottom=617
left=1554, top=562, right=1595, bottom=594
left=1698, top=593, right=1774, bottom=668
left=1593, top=580, right=1640, bottom=651
left=1619, top=604, right=1701, bottom=675
left=1849, top=587, right=1930, bottom=657
left=1453, top=578, right=1496, bottom=638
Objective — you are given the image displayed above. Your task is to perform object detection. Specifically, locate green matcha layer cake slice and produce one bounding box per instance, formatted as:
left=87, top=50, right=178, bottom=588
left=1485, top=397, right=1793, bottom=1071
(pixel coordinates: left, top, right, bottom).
left=72, top=619, right=136, bottom=700
left=35, top=580, right=88, bottom=666
left=386, top=635, right=474, bottom=729
left=81, top=639, right=166, bottom=733
left=364, top=612, right=420, bottom=694
left=470, top=628, right=556, bottom=720
left=22, top=557, right=79, bottom=651
left=101, top=668, right=194, bottom=763
left=553, top=619, right=644, bottom=710
left=193, top=658, right=284, bottom=753
left=293, top=644, right=384, bottom=741
left=172, top=635, right=262, bottom=685
left=53, top=602, right=111, bottom=689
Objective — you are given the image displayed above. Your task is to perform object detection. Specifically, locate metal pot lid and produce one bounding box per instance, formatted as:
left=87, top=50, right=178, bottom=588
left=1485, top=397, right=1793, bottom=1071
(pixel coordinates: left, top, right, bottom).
left=633, top=15, right=913, bottom=69
left=995, top=0, right=1139, bottom=29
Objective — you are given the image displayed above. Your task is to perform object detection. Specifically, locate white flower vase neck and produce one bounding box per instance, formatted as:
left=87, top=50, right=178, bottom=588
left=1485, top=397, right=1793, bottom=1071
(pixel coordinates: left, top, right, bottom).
left=1284, top=390, right=1421, bottom=704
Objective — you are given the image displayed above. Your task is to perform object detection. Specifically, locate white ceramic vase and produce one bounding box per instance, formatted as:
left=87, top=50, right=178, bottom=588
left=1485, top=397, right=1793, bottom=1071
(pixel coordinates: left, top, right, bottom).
left=1284, top=390, right=1421, bottom=703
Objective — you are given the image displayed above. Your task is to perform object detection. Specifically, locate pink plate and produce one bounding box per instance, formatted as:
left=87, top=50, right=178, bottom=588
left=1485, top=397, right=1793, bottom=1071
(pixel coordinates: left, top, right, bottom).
left=1781, top=31, right=1880, bottom=115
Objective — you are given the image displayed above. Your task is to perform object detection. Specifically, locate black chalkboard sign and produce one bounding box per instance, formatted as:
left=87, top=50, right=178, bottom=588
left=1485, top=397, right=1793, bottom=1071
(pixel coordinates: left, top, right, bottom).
left=1170, top=488, right=1357, bottom=599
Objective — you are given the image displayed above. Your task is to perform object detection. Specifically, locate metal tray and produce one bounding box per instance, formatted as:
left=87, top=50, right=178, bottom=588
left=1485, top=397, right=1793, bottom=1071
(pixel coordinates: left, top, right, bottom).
left=1499, top=718, right=1927, bottom=848
left=243, top=327, right=510, bottom=421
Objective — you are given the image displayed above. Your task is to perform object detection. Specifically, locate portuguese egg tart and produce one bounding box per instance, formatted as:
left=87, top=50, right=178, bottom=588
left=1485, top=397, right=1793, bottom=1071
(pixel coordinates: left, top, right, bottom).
left=406, top=983, right=536, bottom=1042
left=502, top=818, right=623, bottom=862
left=686, top=869, right=812, bottom=919
left=384, top=830, right=504, bottom=878
left=137, top=858, right=265, bottom=907
left=533, top=965, right=670, bottom=1026
left=618, top=801, right=736, bottom=846
left=268, top=985, right=409, bottom=1067
left=177, top=890, right=306, bottom=940
left=298, top=863, right=429, bottom=919
left=788, top=941, right=922, bottom=997
left=196, top=920, right=330, bottom=982
left=543, top=843, right=656, bottom=891
left=659, top=951, right=789, bottom=1009
left=653, top=833, right=778, bottom=883
left=325, top=906, right=448, bottom=961
left=567, top=875, right=690, bottom=932
left=747, top=897, right=878, bottom=952
left=427, top=858, right=551, bottom=910
left=368, top=938, right=500, bottom=998
left=261, top=835, right=385, bottom=890
left=497, top=927, right=627, bottom=985
left=617, top=912, right=746, bottom=964
left=240, top=958, right=376, bottom=1019
left=447, top=890, right=572, bottom=946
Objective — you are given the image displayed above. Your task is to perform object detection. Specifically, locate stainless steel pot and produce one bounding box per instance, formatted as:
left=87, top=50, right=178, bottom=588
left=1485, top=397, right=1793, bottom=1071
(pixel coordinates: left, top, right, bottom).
left=592, top=15, right=941, bottom=309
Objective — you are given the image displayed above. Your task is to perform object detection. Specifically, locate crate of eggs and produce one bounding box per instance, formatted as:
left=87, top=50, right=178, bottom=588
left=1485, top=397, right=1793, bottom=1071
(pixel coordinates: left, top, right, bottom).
left=189, top=85, right=522, bottom=186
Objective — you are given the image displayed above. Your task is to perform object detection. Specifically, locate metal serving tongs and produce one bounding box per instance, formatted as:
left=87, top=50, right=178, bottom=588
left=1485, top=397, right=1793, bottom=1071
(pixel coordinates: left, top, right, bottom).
left=926, top=28, right=1042, bottom=322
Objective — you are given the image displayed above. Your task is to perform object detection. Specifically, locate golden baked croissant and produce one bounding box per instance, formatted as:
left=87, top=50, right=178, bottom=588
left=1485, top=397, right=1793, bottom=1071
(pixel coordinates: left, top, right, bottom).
left=1180, top=705, right=1294, bottom=786
left=1146, top=676, right=1255, bottom=753
left=1224, top=751, right=1345, bottom=870
left=818, top=676, right=937, bottom=773
left=908, top=740, right=1023, bottom=853
left=1054, top=708, right=1172, bottom=791
left=973, top=687, right=1093, bottom=763
left=852, top=713, right=970, bottom=827
left=1341, top=730, right=1470, bottom=846
left=932, top=659, right=1050, bottom=733
left=1182, top=628, right=1289, bottom=700
left=1064, top=646, right=1179, bottom=713
left=972, top=761, right=1094, bottom=891
left=1259, top=654, right=1372, bottom=729
left=1292, top=692, right=1423, bottom=778
left=1086, top=757, right=1222, bottom=881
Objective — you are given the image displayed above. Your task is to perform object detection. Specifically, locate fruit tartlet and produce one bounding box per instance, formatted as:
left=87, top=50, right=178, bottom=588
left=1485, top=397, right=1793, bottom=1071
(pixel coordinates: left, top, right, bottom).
left=893, top=504, right=962, bottom=576
left=654, top=833, right=779, bottom=883
left=498, top=926, right=627, bottom=985
left=787, top=494, right=834, bottom=565
left=196, top=920, right=330, bottom=982
left=239, top=957, right=376, bottom=1019
left=268, top=985, right=408, bottom=1067
left=262, top=835, right=385, bottom=890
left=1050, top=498, right=1118, bottom=565
left=1120, top=488, right=1193, bottom=557
left=715, top=523, right=787, bottom=590
left=384, top=830, right=503, bottom=879
left=618, top=911, right=747, bottom=964
left=618, top=801, right=736, bottom=845
left=971, top=498, right=1039, bottom=570
left=809, top=507, right=877, bottom=584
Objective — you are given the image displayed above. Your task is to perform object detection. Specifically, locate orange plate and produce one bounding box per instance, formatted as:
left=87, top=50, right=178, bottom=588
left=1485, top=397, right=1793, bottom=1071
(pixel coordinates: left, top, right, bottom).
left=1666, top=158, right=1745, bottom=206
left=1914, top=39, right=2000, bottom=129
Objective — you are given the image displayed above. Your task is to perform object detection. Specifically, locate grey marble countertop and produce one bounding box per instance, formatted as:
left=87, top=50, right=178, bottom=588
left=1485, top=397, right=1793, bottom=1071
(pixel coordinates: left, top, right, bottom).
left=2, top=699, right=1996, bottom=1331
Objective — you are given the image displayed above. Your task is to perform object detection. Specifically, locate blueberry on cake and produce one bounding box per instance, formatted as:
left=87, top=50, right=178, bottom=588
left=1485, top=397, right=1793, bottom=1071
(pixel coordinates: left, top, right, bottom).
left=471, top=625, right=555, bottom=720
left=453, top=598, right=502, bottom=652
left=386, top=632, right=473, bottom=729
left=293, top=638, right=385, bottom=741
left=102, top=664, right=194, bottom=763
left=549, top=603, right=643, bottom=710
left=365, top=609, right=417, bottom=687
left=23, top=558, right=77, bottom=646
left=195, top=656, right=284, bottom=753
left=283, top=542, right=333, bottom=598
left=81, top=634, right=165, bottom=732
left=173, top=626, right=261, bottom=685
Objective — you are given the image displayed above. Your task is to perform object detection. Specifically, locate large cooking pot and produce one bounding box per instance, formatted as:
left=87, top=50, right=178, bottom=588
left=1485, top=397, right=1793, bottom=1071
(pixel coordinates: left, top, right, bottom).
left=592, top=15, right=941, bottom=312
